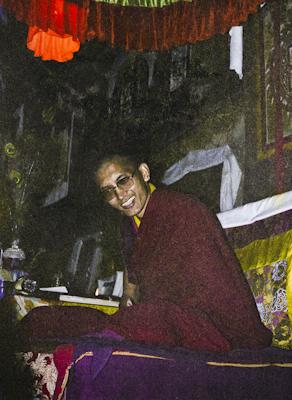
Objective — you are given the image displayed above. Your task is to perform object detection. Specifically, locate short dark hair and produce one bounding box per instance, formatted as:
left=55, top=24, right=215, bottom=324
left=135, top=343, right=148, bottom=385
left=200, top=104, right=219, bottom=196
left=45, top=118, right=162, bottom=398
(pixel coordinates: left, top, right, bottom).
left=95, top=152, right=145, bottom=175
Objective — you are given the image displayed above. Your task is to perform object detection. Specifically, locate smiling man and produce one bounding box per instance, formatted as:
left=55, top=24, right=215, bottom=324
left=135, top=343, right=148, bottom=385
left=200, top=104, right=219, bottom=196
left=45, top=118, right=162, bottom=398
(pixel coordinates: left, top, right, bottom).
left=97, top=155, right=151, bottom=218
left=95, top=153, right=272, bottom=352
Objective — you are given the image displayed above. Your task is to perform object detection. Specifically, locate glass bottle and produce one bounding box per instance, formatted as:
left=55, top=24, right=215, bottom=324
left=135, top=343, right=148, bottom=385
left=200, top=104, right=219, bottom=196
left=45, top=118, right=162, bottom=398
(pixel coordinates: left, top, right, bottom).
left=3, top=240, right=26, bottom=282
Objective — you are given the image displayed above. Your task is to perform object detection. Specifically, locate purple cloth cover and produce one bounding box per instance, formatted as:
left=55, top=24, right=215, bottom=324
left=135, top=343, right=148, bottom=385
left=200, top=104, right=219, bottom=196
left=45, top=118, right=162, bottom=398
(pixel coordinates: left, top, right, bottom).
left=66, top=336, right=292, bottom=400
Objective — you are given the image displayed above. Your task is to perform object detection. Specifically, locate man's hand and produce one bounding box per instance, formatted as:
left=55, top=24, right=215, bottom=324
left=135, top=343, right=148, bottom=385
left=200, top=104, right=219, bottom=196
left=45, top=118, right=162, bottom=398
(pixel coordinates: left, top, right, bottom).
left=121, top=268, right=140, bottom=307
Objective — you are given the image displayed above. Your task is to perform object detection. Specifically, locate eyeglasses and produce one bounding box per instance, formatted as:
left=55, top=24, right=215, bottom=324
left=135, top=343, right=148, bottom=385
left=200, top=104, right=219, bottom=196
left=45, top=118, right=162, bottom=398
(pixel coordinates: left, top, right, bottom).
left=100, top=170, right=137, bottom=201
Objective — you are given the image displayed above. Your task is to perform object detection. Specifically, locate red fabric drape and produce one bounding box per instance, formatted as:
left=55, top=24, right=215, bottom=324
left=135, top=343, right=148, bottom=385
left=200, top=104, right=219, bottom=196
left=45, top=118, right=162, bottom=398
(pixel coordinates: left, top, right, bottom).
left=87, top=0, right=266, bottom=51
left=1, top=0, right=267, bottom=51
left=0, top=0, right=89, bottom=41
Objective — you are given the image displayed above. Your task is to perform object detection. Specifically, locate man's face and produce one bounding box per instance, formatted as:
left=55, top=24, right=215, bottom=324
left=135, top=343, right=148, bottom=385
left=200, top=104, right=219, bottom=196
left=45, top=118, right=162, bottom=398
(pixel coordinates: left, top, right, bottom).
left=96, top=159, right=151, bottom=218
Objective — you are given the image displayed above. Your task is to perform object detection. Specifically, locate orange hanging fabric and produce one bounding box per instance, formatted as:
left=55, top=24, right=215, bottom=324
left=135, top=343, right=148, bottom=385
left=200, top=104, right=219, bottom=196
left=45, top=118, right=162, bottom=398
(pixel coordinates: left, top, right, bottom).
left=27, top=26, right=80, bottom=62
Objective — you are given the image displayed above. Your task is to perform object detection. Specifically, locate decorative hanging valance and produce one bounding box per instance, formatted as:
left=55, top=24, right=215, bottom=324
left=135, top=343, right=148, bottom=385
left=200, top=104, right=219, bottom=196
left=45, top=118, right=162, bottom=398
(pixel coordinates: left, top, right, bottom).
left=0, top=0, right=268, bottom=60
left=92, top=0, right=193, bottom=7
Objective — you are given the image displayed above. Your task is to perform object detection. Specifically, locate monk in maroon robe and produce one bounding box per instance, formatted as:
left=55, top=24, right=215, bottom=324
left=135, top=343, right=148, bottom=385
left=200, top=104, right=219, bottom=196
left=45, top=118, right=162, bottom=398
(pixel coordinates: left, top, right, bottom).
left=20, top=154, right=271, bottom=352
left=95, top=154, right=271, bottom=352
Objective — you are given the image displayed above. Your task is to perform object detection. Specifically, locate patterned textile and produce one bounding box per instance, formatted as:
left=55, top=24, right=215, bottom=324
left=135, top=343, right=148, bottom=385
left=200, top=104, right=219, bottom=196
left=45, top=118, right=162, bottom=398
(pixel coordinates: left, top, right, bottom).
left=23, top=352, right=58, bottom=400
left=91, top=0, right=192, bottom=6
left=235, top=229, right=292, bottom=349
left=21, top=346, right=75, bottom=400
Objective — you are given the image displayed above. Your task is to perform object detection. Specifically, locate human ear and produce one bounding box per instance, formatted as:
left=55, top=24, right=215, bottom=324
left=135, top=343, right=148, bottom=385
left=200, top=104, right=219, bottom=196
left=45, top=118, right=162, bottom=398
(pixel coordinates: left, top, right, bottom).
left=138, top=163, right=150, bottom=182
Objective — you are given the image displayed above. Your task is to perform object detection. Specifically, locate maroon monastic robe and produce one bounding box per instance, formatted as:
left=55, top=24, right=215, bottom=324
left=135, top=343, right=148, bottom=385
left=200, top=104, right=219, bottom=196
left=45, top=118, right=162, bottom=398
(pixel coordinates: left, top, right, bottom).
left=20, top=189, right=271, bottom=351
left=103, top=189, right=272, bottom=351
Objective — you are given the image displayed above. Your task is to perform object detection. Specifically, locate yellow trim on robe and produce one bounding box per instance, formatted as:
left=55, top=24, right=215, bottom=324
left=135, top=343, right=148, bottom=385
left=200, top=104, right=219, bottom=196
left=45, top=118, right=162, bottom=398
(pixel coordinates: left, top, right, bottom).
left=133, top=183, right=156, bottom=228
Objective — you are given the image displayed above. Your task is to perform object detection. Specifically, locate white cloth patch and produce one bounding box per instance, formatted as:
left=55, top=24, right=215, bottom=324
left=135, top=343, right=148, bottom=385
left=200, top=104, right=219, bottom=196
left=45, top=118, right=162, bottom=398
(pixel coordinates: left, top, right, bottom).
left=229, top=26, right=243, bottom=79
left=162, top=144, right=242, bottom=212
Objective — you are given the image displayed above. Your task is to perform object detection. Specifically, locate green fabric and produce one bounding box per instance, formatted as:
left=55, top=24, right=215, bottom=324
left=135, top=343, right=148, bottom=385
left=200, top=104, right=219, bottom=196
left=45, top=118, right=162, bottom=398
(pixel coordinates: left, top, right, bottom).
left=92, top=0, right=191, bottom=8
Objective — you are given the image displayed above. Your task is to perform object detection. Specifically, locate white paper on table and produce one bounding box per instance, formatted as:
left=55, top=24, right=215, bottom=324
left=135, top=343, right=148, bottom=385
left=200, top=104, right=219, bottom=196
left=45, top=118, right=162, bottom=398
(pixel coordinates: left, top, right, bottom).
left=39, top=286, right=68, bottom=294
left=112, top=271, right=123, bottom=298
